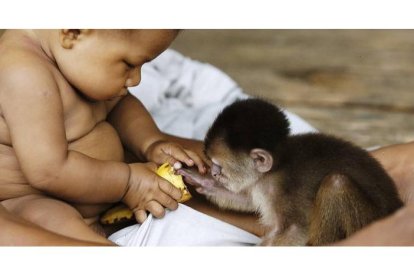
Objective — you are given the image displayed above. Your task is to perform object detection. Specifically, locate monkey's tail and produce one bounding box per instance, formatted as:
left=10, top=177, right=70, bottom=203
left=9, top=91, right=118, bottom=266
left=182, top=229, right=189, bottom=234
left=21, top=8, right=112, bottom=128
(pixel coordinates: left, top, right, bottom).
left=307, top=173, right=377, bottom=246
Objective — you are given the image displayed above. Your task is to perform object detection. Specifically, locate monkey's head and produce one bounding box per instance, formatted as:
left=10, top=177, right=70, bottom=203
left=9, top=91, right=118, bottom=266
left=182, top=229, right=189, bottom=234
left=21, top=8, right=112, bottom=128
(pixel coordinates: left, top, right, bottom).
left=204, top=98, right=290, bottom=193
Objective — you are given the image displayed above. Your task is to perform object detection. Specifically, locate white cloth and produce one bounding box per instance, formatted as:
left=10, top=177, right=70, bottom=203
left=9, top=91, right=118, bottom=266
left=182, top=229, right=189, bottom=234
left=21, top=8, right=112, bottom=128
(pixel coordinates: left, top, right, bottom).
left=112, top=49, right=317, bottom=246
left=130, top=49, right=317, bottom=140
left=108, top=204, right=261, bottom=246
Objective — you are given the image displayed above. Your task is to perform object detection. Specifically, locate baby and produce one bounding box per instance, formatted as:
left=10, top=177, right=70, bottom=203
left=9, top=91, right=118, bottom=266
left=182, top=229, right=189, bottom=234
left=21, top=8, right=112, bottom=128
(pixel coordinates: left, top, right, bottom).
left=0, top=29, right=207, bottom=244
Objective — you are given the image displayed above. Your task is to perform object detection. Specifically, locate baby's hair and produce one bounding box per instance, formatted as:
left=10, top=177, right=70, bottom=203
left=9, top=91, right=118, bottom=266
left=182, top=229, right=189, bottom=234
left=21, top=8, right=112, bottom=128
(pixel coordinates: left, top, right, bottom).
left=97, top=29, right=136, bottom=38
left=97, top=29, right=180, bottom=38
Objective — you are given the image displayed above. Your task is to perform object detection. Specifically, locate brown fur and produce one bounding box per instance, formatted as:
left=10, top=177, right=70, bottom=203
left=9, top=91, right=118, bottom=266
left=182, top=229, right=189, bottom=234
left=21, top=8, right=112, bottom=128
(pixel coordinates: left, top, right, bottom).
left=203, top=98, right=403, bottom=245
left=307, top=173, right=378, bottom=245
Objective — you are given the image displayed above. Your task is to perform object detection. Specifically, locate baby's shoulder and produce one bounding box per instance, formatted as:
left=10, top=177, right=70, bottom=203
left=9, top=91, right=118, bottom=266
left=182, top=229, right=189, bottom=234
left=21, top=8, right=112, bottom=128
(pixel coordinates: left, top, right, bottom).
left=0, top=44, right=52, bottom=74
left=0, top=47, right=57, bottom=93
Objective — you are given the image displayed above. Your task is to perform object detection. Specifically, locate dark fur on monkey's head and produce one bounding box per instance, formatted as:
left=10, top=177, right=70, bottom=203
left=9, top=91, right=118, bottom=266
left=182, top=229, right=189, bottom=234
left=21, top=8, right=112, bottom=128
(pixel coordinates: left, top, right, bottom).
left=205, top=98, right=290, bottom=154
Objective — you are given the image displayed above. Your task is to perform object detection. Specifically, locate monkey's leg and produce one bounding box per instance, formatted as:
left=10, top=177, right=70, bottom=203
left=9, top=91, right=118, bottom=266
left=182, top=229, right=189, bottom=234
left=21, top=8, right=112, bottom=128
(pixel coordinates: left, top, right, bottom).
left=307, top=173, right=377, bottom=246
left=262, top=224, right=308, bottom=246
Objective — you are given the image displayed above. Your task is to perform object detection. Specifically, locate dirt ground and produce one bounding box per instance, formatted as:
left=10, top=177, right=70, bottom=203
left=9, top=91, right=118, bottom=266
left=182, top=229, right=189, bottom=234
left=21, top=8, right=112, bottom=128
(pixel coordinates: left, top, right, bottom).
left=172, top=30, right=414, bottom=148
left=1, top=30, right=413, bottom=148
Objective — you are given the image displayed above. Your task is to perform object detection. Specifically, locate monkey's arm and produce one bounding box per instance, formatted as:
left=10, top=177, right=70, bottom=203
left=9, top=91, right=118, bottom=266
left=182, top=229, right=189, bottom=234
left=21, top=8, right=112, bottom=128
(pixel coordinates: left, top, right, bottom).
left=178, top=168, right=256, bottom=213
left=179, top=167, right=264, bottom=236
left=148, top=136, right=265, bottom=237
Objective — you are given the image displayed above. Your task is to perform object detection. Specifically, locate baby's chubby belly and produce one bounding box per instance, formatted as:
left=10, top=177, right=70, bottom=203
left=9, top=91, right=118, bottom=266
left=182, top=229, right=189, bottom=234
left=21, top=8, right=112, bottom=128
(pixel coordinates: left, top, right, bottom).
left=68, top=121, right=124, bottom=162
left=0, top=121, right=125, bottom=202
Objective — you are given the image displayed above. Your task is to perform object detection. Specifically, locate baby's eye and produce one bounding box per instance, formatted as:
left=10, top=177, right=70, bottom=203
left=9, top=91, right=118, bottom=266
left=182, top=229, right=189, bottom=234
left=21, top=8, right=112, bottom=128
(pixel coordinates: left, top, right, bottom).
left=123, top=60, right=135, bottom=69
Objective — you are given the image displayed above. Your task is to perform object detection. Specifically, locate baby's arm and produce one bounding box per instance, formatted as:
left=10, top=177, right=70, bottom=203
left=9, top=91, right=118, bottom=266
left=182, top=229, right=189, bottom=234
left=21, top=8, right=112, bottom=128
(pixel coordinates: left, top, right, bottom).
left=108, top=93, right=206, bottom=172
left=0, top=64, right=181, bottom=221
left=0, top=63, right=129, bottom=204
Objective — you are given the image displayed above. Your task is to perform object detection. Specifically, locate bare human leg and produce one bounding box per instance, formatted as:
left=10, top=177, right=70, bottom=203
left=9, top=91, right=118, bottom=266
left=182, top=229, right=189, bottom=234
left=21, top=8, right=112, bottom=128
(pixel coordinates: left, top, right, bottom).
left=1, top=194, right=114, bottom=245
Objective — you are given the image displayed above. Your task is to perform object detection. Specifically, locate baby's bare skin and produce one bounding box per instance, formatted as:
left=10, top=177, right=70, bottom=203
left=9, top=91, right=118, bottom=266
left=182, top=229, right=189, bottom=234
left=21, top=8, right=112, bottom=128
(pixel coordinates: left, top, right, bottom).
left=0, top=30, right=266, bottom=244
left=0, top=30, right=123, bottom=205
left=0, top=31, right=133, bottom=243
left=0, top=30, right=190, bottom=244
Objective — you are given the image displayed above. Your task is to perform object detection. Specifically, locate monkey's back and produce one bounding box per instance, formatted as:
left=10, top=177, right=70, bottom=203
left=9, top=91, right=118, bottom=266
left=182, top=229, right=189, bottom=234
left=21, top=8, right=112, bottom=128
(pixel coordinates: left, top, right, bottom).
left=278, top=133, right=403, bottom=219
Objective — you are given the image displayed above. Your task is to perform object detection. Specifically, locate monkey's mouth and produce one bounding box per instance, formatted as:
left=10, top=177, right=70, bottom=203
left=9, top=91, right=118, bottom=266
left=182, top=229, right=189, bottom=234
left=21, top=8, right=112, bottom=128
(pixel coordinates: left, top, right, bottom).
left=213, top=175, right=229, bottom=188
left=212, top=174, right=222, bottom=183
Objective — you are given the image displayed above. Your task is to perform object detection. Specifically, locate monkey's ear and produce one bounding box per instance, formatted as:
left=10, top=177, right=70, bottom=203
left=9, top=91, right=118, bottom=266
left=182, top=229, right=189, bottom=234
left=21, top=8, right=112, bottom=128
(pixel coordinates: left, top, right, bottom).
left=250, top=148, right=273, bottom=173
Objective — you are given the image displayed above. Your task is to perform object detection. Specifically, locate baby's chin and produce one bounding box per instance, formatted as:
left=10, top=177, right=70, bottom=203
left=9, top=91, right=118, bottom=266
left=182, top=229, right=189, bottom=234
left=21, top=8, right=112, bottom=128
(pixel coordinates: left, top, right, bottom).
left=107, top=95, right=124, bottom=101
left=107, top=90, right=128, bottom=100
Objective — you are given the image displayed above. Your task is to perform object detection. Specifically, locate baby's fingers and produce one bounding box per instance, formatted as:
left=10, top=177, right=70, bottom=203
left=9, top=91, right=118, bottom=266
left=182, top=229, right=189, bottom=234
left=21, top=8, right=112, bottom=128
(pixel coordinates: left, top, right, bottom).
left=154, top=191, right=179, bottom=211
left=145, top=201, right=166, bottom=219
left=158, top=178, right=182, bottom=201
left=184, top=150, right=207, bottom=174
left=134, top=209, right=148, bottom=224
left=162, top=145, right=195, bottom=168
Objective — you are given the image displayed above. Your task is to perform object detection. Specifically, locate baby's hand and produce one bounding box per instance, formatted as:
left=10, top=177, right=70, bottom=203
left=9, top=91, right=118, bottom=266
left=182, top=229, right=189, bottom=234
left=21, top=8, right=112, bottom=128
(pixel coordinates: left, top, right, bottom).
left=122, top=162, right=183, bottom=223
left=145, top=140, right=207, bottom=174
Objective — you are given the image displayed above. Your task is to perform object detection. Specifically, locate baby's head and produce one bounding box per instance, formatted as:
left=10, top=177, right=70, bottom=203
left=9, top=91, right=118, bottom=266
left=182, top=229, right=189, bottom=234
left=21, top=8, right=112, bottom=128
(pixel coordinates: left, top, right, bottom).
left=49, top=29, right=178, bottom=101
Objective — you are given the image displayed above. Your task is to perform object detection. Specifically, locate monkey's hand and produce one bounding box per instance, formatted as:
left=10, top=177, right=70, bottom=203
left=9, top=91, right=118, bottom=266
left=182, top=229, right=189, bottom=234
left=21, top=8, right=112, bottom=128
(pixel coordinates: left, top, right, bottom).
left=177, top=168, right=256, bottom=212
left=177, top=167, right=220, bottom=195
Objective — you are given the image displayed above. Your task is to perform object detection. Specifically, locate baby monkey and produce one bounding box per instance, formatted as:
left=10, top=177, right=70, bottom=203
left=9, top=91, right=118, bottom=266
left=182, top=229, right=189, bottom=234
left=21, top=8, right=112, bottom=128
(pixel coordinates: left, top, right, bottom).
left=179, top=98, right=403, bottom=245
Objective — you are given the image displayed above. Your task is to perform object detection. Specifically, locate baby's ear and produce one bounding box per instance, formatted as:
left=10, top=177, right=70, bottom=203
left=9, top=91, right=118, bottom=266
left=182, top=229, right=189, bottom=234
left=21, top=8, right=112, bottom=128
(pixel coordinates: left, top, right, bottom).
left=59, top=29, right=90, bottom=49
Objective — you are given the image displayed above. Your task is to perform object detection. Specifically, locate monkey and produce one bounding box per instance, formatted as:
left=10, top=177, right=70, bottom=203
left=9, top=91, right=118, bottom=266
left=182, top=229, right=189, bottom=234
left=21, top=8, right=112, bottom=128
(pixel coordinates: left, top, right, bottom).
left=178, top=98, right=403, bottom=246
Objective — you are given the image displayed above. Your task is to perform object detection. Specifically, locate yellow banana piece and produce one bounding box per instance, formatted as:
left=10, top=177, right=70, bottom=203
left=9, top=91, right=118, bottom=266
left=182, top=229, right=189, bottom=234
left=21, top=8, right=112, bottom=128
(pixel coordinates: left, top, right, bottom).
left=99, top=203, right=133, bottom=225
left=100, top=162, right=192, bottom=225
left=156, top=162, right=192, bottom=202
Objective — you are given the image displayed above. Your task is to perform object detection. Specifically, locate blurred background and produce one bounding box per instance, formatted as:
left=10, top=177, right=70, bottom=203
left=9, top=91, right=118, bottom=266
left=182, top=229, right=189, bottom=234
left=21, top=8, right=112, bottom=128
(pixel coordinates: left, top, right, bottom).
left=2, top=30, right=413, bottom=148
left=172, top=30, right=414, bottom=148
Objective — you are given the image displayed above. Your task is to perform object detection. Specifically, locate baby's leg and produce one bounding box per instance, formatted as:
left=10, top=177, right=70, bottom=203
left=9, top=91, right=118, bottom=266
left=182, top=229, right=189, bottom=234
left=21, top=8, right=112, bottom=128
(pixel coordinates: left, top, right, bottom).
left=1, top=194, right=113, bottom=245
